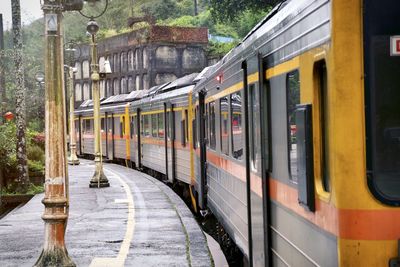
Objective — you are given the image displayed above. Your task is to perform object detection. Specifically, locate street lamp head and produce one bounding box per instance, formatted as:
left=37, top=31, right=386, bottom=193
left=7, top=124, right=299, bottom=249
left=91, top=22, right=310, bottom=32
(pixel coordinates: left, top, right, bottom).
left=35, top=72, right=45, bottom=83
left=87, top=20, right=99, bottom=35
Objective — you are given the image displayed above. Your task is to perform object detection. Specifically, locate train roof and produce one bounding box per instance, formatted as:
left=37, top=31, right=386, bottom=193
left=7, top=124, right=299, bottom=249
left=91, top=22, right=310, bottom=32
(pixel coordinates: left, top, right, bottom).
left=194, top=0, right=314, bottom=90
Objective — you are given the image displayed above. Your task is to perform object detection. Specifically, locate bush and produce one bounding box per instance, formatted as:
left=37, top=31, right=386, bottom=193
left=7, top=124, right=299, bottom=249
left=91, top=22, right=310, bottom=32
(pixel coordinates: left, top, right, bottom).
left=27, top=145, right=44, bottom=163
left=28, top=160, right=44, bottom=174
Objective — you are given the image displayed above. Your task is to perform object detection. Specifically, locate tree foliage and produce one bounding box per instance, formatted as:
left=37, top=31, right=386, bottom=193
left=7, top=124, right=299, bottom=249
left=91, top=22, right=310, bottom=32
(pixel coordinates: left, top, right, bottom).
left=209, top=0, right=280, bottom=22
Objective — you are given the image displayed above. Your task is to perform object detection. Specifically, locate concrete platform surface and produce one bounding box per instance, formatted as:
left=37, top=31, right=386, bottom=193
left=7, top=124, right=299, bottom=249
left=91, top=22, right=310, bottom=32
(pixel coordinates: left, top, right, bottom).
left=0, top=160, right=213, bottom=267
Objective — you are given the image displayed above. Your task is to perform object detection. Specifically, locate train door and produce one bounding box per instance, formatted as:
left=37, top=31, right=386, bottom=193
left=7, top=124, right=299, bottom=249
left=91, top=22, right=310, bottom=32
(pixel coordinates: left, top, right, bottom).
left=244, top=55, right=270, bottom=266
left=198, top=90, right=207, bottom=209
left=77, top=115, right=82, bottom=155
left=165, top=103, right=176, bottom=183
left=136, top=108, right=142, bottom=169
left=107, top=114, right=114, bottom=160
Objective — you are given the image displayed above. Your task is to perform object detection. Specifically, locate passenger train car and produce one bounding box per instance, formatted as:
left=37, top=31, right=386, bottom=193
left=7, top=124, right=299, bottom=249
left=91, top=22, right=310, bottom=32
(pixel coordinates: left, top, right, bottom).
left=74, top=0, right=400, bottom=266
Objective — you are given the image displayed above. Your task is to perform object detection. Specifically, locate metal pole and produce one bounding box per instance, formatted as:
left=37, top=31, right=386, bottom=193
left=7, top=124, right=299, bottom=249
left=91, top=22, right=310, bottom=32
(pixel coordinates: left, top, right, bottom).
left=0, top=14, right=3, bottom=208
left=89, top=29, right=109, bottom=188
left=34, top=0, right=75, bottom=265
left=68, top=65, right=80, bottom=165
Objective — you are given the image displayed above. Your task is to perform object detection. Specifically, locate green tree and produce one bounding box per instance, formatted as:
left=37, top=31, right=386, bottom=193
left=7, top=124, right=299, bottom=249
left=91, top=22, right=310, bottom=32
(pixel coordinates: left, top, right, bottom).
left=209, top=0, right=279, bottom=22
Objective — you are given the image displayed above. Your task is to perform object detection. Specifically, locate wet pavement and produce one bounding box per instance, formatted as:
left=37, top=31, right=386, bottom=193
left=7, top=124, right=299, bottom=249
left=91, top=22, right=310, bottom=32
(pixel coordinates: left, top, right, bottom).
left=0, top=160, right=213, bottom=266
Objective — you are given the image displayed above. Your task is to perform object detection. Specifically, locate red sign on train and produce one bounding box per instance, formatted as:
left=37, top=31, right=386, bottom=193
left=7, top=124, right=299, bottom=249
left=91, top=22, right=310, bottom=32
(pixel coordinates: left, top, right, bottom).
left=390, top=36, right=400, bottom=56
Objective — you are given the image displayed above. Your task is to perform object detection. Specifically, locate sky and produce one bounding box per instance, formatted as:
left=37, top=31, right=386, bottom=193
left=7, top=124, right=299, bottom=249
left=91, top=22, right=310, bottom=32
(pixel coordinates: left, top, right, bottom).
left=0, top=0, right=43, bottom=30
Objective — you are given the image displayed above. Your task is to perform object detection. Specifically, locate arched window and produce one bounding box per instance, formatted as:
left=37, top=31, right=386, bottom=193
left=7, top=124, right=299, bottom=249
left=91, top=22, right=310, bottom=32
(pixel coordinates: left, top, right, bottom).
left=75, top=83, right=82, bottom=101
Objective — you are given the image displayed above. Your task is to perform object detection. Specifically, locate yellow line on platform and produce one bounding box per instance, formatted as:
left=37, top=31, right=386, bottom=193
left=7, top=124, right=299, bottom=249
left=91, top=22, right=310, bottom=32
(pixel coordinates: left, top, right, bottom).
left=89, top=168, right=135, bottom=267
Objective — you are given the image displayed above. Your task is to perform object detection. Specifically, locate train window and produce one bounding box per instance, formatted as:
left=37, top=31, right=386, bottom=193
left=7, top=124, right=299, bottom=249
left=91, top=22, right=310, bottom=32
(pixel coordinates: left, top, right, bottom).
left=220, top=97, right=229, bottom=156
left=152, top=114, right=158, bottom=138
left=209, top=101, right=216, bottom=150
left=158, top=113, right=164, bottom=139
left=205, top=104, right=209, bottom=147
left=143, top=115, right=150, bottom=137
left=85, top=120, right=91, bottom=134
left=193, top=108, right=197, bottom=150
left=120, top=116, right=125, bottom=138
left=231, top=92, right=243, bottom=160
left=249, top=84, right=261, bottom=171
left=315, top=61, right=330, bottom=192
left=185, top=110, right=189, bottom=143
left=130, top=116, right=134, bottom=138
left=287, top=70, right=300, bottom=182
left=101, top=118, right=105, bottom=132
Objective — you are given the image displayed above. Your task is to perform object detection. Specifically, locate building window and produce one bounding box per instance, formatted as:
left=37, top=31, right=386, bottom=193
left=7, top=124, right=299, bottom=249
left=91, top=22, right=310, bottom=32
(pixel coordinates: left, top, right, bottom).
left=136, top=75, right=140, bottom=90
left=75, top=62, right=82, bottom=79
left=113, top=78, right=120, bottom=95
left=100, top=80, right=106, bottom=99
left=220, top=97, right=229, bottom=155
left=231, top=91, right=243, bottom=160
left=135, top=49, right=140, bottom=70
left=128, top=76, right=134, bottom=92
left=128, top=50, right=134, bottom=71
left=143, top=48, right=148, bottom=69
left=75, top=83, right=82, bottom=101
left=106, top=79, right=112, bottom=97
left=113, top=53, right=119, bottom=73
left=82, top=60, right=90, bottom=79
left=83, top=83, right=90, bottom=100
left=143, top=74, right=149, bottom=90
left=120, top=52, right=127, bottom=72
left=287, top=70, right=300, bottom=182
left=120, top=77, right=127, bottom=94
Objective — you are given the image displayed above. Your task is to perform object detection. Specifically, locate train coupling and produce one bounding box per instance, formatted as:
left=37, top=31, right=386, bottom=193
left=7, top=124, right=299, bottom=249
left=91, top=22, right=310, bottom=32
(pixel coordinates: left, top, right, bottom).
left=200, top=209, right=209, bottom=217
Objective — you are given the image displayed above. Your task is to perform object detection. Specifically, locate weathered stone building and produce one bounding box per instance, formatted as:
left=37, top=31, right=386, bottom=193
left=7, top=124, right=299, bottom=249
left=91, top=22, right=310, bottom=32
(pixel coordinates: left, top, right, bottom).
left=73, top=25, right=208, bottom=107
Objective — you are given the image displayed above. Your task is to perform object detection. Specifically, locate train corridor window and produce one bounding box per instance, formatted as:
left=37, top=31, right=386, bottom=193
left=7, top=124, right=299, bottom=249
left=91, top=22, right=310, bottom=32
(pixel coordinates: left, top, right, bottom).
left=185, top=110, right=189, bottom=143
left=151, top=114, right=158, bottom=138
left=193, top=108, right=197, bottom=150
left=249, top=84, right=261, bottom=171
left=158, top=113, right=164, bottom=138
left=287, top=70, right=300, bottom=182
left=143, top=115, right=150, bottom=137
left=231, top=92, right=243, bottom=160
left=220, top=96, right=229, bottom=156
left=209, top=101, right=216, bottom=150
left=315, top=61, right=330, bottom=192
left=130, top=116, right=134, bottom=138
left=205, top=104, right=209, bottom=147
left=120, top=116, right=125, bottom=138
left=101, top=118, right=105, bottom=132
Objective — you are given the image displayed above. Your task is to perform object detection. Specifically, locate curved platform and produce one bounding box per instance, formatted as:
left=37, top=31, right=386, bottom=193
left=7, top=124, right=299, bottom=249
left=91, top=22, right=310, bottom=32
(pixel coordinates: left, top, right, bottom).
left=0, top=160, right=213, bottom=267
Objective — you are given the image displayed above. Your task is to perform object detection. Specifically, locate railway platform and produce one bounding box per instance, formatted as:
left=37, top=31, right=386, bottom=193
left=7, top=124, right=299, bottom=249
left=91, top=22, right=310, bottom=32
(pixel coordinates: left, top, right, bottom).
left=0, top=160, right=214, bottom=267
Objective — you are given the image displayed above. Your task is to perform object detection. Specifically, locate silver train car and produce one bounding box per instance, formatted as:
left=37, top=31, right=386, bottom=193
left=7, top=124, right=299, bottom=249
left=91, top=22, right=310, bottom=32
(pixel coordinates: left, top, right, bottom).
left=74, top=0, right=400, bottom=266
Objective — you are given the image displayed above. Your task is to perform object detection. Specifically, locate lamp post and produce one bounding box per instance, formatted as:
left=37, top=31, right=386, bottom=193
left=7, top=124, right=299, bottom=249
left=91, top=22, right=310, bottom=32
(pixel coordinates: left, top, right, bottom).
left=34, top=1, right=83, bottom=266
left=79, top=1, right=110, bottom=188
left=65, top=42, right=80, bottom=165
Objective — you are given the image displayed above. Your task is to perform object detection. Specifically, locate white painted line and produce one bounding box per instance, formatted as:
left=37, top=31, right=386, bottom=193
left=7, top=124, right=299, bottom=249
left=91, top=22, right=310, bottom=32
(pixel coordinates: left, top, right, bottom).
left=114, top=199, right=129, bottom=204
left=89, top=168, right=135, bottom=267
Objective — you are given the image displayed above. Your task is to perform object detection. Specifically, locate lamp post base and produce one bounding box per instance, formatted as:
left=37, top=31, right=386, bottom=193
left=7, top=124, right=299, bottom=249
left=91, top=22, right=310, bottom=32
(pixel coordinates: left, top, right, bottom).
left=89, top=164, right=110, bottom=188
left=68, top=156, right=80, bottom=166
left=34, top=248, right=75, bottom=267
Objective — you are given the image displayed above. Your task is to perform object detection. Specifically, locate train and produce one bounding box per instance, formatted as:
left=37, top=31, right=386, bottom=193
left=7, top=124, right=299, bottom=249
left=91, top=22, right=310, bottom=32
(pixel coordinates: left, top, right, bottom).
left=73, top=0, right=400, bottom=266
